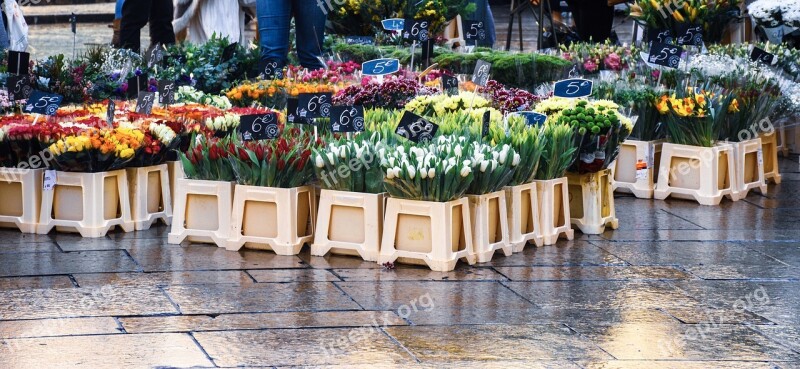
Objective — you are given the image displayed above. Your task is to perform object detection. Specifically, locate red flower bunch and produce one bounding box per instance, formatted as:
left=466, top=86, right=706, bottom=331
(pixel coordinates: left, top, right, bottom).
left=180, top=135, right=235, bottom=181
left=228, top=134, right=317, bottom=188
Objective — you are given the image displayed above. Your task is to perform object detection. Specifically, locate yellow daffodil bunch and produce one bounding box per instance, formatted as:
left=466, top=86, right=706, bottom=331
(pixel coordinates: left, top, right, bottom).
left=48, top=127, right=145, bottom=172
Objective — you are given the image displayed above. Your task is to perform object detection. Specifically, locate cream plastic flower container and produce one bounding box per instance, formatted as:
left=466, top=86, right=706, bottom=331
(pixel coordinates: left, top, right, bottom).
left=654, top=142, right=736, bottom=206
left=533, top=178, right=574, bottom=246
left=379, top=197, right=475, bottom=272
left=503, top=182, right=542, bottom=252
left=311, top=189, right=385, bottom=262
left=126, top=164, right=172, bottom=230
left=468, top=191, right=511, bottom=263
left=566, top=169, right=619, bottom=235
left=612, top=139, right=664, bottom=199
left=730, top=138, right=768, bottom=201
left=37, top=170, right=134, bottom=238
left=168, top=178, right=234, bottom=247
left=0, top=168, right=43, bottom=233
left=759, top=131, right=781, bottom=184
left=227, top=185, right=315, bottom=255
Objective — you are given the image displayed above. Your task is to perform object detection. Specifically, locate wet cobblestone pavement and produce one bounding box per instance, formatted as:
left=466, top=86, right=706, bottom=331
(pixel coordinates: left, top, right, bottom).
left=0, top=156, right=797, bottom=368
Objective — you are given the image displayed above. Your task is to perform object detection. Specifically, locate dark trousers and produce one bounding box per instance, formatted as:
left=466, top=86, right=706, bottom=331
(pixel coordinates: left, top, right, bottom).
left=566, top=0, right=614, bottom=43
left=120, top=0, right=175, bottom=53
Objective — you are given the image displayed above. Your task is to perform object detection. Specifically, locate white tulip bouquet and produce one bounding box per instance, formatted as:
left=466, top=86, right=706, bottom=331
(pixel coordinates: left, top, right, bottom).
left=381, top=136, right=474, bottom=202
left=466, top=142, right=520, bottom=195
left=313, top=134, right=385, bottom=193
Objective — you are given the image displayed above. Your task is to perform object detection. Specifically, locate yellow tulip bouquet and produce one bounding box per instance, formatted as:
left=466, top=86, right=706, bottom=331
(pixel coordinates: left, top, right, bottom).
left=48, top=127, right=145, bottom=172
left=630, top=0, right=741, bottom=43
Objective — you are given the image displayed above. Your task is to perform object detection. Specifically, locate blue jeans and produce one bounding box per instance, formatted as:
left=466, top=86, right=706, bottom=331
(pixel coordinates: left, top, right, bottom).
left=116, top=0, right=125, bottom=19
left=257, top=0, right=326, bottom=70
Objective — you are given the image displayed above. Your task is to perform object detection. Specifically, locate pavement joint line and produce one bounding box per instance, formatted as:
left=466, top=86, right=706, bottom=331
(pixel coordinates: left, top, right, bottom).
left=112, top=316, right=127, bottom=334
left=67, top=274, right=80, bottom=287
left=330, top=280, right=367, bottom=311
left=187, top=331, right=219, bottom=368
left=496, top=279, right=543, bottom=309
left=657, top=208, right=707, bottom=230
left=157, top=285, right=183, bottom=315
left=562, top=322, right=619, bottom=360
left=378, top=326, right=423, bottom=364
left=241, top=270, right=259, bottom=283
left=321, top=268, right=346, bottom=282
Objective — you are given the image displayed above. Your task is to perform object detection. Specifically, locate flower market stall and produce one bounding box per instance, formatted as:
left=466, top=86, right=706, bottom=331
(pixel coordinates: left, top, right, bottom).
left=0, top=6, right=797, bottom=271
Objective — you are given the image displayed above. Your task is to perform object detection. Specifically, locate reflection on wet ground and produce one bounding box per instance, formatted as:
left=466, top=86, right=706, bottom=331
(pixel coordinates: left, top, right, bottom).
left=0, top=156, right=798, bottom=368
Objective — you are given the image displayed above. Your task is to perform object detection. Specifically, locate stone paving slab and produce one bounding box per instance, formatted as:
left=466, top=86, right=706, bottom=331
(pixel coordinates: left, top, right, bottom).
left=194, top=328, right=415, bottom=367
left=334, top=266, right=508, bottom=281
left=336, top=281, right=541, bottom=325
left=163, top=282, right=362, bottom=314
left=0, top=276, right=74, bottom=290
left=247, top=268, right=340, bottom=282
left=384, top=324, right=613, bottom=362
left=119, top=310, right=407, bottom=334
left=0, top=333, right=213, bottom=369
left=577, top=361, right=782, bottom=369
left=0, top=250, right=139, bottom=277
left=74, top=270, right=255, bottom=287
left=126, top=244, right=305, bottom=271
left=568, top=322, right=800, bottom=361
left=0, top=286, right=177, bottom=320
left=0, top=317, right=120, bottom=339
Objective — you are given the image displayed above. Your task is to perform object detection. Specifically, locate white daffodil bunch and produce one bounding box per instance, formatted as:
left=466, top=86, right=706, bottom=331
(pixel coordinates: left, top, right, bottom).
left=204, top=113, right=239, bottom=132
left=313, top=134, right=384, bottom=193
left=381, top=136, right=474, bottom=202
left=466, top=142, right=519, bottom=195
left=149, top=122, right=178, bottom=145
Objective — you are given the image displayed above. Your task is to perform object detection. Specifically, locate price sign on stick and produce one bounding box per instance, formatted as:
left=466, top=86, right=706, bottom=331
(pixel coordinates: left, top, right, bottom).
left=345, top=36, right=375, bottom=45
left=135, top=91, right=156, bottom=115
left=6, top=75, right=32, bottom=100
left=158, top=80, right=176, bottom=106
left=647, top=28, right=674, bottom=44
left=7, top=51, right=30, bottom=75
left=286, top=97, right=309, bottom=124
left=362, top=58, right=400, bottom=76
left=297, top=92, right=332, bottom=119
left=403, top=19, right=429, bottom=42
left=647, top=42, right=683, bottom=69
left=441, top=74, right=459, bottom=95
left=481, top=110, right=491, bottom=137
left=221, top=42, right=238, bottom=62
left=240, top=113, right=279, bottom=141
left=106, top=100, right=116, bottom=127
left=750, top=47, right=776, bottom=65
left=127, top=74, right=149, bottom=98
left=516, top=111, right=548, bottom=126
left=553, top=79, right=593, bottom=98
left=146, top=45, right=165, bottom=69
left=382, top=18, right=404, bottom=31
left=395, top=111, right=438, bottom=143
left=471, top=60, right=491, bottom=87
left=676, top=23, right=703, bottom=46
left=763, top=26, right=784, bottom=44
left=258, top=59, right=283, bottom=80
left=463, top=20, right=487, bottom=42
left=24, top=91, right=63, bottom=116
left=331, top=105, right=365, bottom=133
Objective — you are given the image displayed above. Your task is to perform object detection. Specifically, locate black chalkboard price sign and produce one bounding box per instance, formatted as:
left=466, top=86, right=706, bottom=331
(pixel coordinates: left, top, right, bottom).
left=471, top=60, right=491, bottom=87
left=395, top=111, right=438, bottom=143
left=648, top=42, right=683, bottom=69
left=135, top=91, right=156, bottom=114
left=240, top=113, right=279, bottom=141
left=331, top=105, right=365, bottom=133
left=297, top=92, right=332, bottom=119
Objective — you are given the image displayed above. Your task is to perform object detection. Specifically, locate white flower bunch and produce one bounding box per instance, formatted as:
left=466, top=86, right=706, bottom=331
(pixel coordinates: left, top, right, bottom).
left=466, top=142, right=519, bottom=195
left=176, top=86, right=232, bottom=109
left=381, top=136, right=474, bottom=201
left=313, top=135, right=384, bottom=193
left=204, top=113, right=239, bottom=132
left=149, top=122, right=177, bottom=145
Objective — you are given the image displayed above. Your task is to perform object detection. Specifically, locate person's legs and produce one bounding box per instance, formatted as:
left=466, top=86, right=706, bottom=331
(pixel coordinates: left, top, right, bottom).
left=292, top=0, right=326, bottom=70
left=566, top=0, right=613, bottom=43
left=149, top=0, right=176, bottom=47
left=120, top=0, right=151, bottom=52
left=257, top=0, right=292, bottom=68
